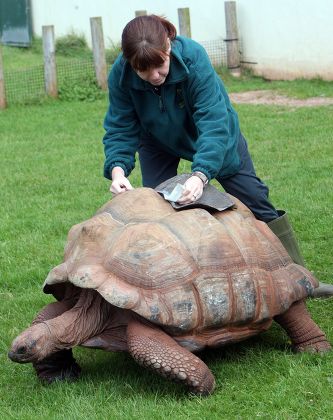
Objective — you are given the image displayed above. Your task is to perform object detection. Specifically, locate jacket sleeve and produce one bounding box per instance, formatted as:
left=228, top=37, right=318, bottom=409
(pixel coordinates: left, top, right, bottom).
left=186, top=46, right=238, bottom=180
left=103, top=59, right=140, bottom=180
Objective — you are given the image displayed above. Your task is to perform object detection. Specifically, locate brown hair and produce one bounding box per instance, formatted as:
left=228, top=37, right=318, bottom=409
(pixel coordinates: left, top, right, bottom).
left=121, top=15, right=177, bottom=71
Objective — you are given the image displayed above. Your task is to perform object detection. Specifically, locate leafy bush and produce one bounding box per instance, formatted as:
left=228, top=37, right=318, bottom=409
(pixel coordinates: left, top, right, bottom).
left=58, top=72, right=105, bottom=102
left=105, top=41, right=121, bottom=65
left=56, top=31, right=89, bottom=56
left=29, top=36, right=43, bottom=54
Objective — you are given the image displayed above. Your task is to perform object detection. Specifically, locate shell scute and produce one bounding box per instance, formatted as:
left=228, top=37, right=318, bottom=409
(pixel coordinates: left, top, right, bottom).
left=161, top=284, right=199, bottom=332
left=103, top=221, right=196, bottom=290
left=193, top=273, right=231, bottom=327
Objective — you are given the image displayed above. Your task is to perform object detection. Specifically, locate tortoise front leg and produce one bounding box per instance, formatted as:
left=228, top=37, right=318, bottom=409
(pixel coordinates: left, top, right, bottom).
left=126, top=319, right=215, bottom=396
left=31, top=300, right=81, bottom=384
left=274, top=300, right=331, bottom=353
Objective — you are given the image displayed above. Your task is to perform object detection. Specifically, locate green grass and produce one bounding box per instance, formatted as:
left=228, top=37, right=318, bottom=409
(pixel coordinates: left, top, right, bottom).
left=1, top=95, right=332, bottom=419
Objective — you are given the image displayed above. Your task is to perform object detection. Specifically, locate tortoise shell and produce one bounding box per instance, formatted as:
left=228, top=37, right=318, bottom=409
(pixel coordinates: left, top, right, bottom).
left=44, top=188, right=317, bottom=350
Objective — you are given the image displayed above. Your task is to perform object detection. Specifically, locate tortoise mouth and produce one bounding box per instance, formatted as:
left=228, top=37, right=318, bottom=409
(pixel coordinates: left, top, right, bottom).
left=8, top=350, right=33, bottom=364
left=8, top=337, right=40, bottom=364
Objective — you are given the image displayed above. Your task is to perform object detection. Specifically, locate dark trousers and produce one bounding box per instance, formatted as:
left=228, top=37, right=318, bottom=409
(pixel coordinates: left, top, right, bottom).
left=138, top=133, right=279, bottom=222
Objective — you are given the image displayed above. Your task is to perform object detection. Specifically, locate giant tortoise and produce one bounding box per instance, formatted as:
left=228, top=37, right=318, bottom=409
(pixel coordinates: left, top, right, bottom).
left=9, top=187, right=331, bottom=395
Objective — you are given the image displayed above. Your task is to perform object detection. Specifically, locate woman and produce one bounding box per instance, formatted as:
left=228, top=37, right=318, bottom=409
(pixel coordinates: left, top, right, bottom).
left=102, top=14, right=315, bottom=273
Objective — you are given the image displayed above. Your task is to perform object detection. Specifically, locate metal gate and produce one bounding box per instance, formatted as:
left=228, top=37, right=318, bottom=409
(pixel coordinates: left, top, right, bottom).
left=0, top=0, right=32, bottom=46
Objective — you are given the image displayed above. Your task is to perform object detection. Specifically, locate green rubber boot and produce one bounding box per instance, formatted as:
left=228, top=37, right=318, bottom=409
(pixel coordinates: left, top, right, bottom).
left=267, top=210, right=305, bottom=267
left=267, top=210, right=305, bottom=266
left=268, top=210, right=333, bottom=299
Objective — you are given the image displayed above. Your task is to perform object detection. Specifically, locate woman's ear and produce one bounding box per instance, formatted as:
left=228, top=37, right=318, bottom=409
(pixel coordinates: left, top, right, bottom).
left=166, top=37, right=171, bottom=53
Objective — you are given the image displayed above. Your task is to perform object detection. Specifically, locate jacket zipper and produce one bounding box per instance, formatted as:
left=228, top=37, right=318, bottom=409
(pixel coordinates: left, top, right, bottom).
left=158, top=95, right=164, bottom=112
left=152, top=87, right=165, bottom=112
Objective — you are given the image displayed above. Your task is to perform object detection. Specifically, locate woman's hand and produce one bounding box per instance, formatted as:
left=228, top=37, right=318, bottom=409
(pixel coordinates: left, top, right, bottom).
left=110, top=167, right=133, bottom=194
left=177, top=175, right=204, bottom=204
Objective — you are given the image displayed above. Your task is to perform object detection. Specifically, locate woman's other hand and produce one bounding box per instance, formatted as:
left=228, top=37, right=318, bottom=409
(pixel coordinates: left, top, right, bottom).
left=110, top=167, right=134, bottom=194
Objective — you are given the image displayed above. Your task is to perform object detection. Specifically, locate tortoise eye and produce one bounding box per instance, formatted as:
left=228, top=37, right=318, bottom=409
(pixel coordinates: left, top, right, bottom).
left=16, top=346, right=27, bottom=354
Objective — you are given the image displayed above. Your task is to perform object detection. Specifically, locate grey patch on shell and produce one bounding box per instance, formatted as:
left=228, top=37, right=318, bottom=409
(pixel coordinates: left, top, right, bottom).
left=172, top=301, right=194, bottom=331
left=80, top=273, right=90, bottom=284
left=297, top=277, right=315, bottom=295
left=132, top=250, right=153, bottom=260
left=203, top=292, right=229, bottom=324
left=104, top=290, right=129, bottom=308
left=69, top=271, right=91, bottom=286
left=149, top=305, right=160, bottom=322
left=174, top=301, right=193, bottom=313
left=240, top=280, right=257, bottom=321
left=232, top=277, right=257, bottom=323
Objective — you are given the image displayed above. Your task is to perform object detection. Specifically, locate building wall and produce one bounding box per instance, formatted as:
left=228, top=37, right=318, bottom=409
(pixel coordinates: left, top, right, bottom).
left=237, top=0, right=333, bottom=80
left=30, top=0, right=226, bottom=45
left=30, top=0, right=333, bottom=80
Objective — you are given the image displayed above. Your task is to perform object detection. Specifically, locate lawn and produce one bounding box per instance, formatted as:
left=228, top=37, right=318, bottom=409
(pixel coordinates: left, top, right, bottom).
left=1, top=78, right=333, bottom=417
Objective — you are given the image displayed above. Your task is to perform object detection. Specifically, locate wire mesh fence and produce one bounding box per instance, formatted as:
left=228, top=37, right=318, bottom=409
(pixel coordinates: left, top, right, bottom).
left=2, top=39, right=228, bottom=106
left=4, top=63, right=45, bottom=104
left=57, top=57, right=95, bottom=83
left=201, top=39, right=228, bottom=66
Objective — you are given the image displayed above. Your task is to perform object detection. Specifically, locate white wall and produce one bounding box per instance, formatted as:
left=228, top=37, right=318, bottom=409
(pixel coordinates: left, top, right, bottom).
left=237, top=0, right=333, bottom=80
left=31, top=0, right=333, bottom=80
left=31, top=0, right=227, bottom=46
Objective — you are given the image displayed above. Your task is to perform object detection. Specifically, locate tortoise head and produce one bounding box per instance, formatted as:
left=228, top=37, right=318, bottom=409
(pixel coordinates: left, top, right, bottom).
left=8, top=322, right=55, bottom=363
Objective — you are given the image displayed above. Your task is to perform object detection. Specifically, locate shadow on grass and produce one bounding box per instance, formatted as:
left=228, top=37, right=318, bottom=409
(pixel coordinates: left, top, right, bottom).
left=60, top=324, right=293, bottom=398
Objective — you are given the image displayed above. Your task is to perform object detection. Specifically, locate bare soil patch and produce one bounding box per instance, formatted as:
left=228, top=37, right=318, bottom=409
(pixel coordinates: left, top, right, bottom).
left=229, top=90, right=333, bottom=107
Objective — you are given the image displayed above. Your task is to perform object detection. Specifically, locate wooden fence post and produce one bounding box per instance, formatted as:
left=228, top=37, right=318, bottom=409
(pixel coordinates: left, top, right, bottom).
left=0, top=45, right=7, bottom=109
left=42, top=25, right=58, bottom=97
left=224, top=1, right=241, bottom=76
left=178, top=8, right=192, bottom=38
left=135, top=10, right=147, bottom=17
left=90, top=17, right=107, bottom=91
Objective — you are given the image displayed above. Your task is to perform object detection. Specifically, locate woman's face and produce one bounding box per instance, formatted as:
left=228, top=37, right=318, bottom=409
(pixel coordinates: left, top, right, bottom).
left=136, top=57, right=170, bottom=86
left=135, top=38, right=171, bottom=86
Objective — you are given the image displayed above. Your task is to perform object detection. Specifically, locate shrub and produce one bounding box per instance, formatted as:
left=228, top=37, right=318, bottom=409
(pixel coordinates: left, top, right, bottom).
left=56, top=31, right=89, bottom=56
left=105, top=40, right=121, bottom=65
left=58, top=72, right=105, bottom=102
left=30, top=36, right=43, bottom=54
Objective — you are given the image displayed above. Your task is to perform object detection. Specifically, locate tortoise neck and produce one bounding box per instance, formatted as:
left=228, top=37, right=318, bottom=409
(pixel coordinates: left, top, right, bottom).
left=45, top=289, right=113, bottom=348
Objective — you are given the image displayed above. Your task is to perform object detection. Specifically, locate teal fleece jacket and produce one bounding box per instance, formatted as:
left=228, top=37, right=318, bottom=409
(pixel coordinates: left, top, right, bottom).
left=103, top=36, right=241, bottom=181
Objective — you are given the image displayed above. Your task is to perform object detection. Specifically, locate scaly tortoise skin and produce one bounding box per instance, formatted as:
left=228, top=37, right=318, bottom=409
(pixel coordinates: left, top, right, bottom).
left=8, top=188, right=331, bottom=395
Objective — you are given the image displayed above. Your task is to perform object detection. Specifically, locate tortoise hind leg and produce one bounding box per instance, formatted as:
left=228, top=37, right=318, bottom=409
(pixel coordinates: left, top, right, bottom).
left=127, top=319, right=215, bottom=396
left=274, top=300, right=331, bottom=353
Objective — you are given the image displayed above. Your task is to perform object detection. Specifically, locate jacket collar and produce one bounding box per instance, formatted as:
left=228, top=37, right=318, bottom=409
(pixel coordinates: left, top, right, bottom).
left=119, top=37, right=189, bottom=90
